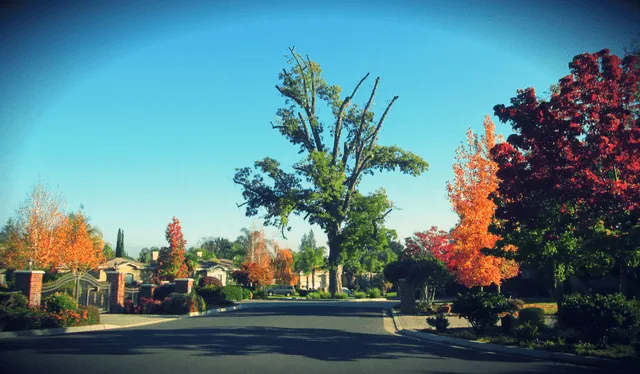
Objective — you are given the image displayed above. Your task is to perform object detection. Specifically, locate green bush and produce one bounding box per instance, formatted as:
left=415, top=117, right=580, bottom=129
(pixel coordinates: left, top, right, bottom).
left=559, top=293, right=639, bottom=345
left=367, top=288, right=381, bottom=299
left=1, top=307, right=48, bottom=331
left=514, top=321, right=540, bottom=342
left=507, top=298, right=525, bottom=312
left=318, top=291, right=331, bottom=299
left=417, top=301, right=435, bottom=315
left=221, top=285, right=244, bottom=301
left=76, top=305, right=100, bottom=326
left=252, top=290, right=266, bottom=300
left=333, top=292, right=348, bottom=299
left=196, top=285, right=222, bottom=303
left=42, top=292, right=78, bottom=314
left=353, top=291, right=367, bottom=299
left=306, top=292, right=321, bottom=300
left=427, top=313, right=450, bottom=333
left=452, top=291, right=509, bottom=334
left=519, top=307, right=545, bottom=328
left=242, top=288, right=252, bottom=300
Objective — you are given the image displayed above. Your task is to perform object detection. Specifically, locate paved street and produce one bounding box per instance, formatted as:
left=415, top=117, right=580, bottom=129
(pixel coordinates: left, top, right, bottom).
left=0, top=302, right=607, bottom=374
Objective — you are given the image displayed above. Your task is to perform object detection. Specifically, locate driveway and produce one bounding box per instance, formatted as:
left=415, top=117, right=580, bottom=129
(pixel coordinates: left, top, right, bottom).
left=0, top=302, right=607, bottom=374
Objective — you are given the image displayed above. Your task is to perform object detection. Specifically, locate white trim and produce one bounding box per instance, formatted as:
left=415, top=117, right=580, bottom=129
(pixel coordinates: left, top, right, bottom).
left=14, top=270, right=45, bottom=274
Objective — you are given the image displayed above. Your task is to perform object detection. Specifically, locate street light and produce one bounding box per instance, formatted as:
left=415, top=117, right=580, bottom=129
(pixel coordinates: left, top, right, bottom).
left=27, top=259, right=33, bottom=271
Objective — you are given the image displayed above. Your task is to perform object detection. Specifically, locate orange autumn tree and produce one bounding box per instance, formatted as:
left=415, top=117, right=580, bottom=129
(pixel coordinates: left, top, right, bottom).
left=59, top=211, right=105, bottom=275
left=237, top=227, right=274, bottom=288
left=273, top=245, right=299, bottom=286
left=155, top=216, right=189, bottom=282
left=5, top=182, right=68, bottom=270
left=443, top=116, right=519, bottom=290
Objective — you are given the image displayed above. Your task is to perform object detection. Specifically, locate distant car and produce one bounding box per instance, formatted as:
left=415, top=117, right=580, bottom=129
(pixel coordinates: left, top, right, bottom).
left=341, top=287, right=352, bottom=295
left=266, top=285, right=295, bottom=297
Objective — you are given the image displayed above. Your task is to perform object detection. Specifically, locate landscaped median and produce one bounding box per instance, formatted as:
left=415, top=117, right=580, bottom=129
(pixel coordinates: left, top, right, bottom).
left=388, top=295, right=640, bottom=370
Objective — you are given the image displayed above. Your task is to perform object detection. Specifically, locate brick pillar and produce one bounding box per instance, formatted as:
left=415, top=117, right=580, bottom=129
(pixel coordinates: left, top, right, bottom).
left=106, top=271, right=125, bottom=313
left=174, top=278, right=194, bottom=294
left=139, top=284, right=156, bottom=300
left=14, top=270, right=45, bottom=308
left=399, top=278, right=417, bottom=314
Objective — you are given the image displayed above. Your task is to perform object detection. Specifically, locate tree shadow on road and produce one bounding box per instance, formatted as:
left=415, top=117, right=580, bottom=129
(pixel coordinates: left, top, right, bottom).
left=0, top=323, right=608, bottom=373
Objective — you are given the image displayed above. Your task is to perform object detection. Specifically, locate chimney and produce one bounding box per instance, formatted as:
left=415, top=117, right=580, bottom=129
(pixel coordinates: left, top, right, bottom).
left=196, top=251, right=202, bottom=258
left=151, top=250, right=159, bottom=261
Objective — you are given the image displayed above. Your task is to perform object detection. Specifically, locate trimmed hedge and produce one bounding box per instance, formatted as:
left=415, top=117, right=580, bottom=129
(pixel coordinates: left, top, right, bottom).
left=519, top=307, right=545, bottom=328
left=559, top=293, right=640, bottom=345
left=353, top=291, right=367, bottom=299
left=153, top=284, right=176, bottom=301
left=221, top=285, right=244, bottom=301
left=333, top=292, right=348, bottom=299
left=452, top=291, right=509, bottom=334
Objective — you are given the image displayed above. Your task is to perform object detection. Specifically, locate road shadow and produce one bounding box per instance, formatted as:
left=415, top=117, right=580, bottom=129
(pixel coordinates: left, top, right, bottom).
left=0, top=323, right=609, bottom=373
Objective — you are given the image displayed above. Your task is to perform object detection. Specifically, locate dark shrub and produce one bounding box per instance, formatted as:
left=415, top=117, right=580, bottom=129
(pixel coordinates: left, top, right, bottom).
left=297, top=289, right=310, bottom=297
left=42, top=292, right=78, bottom=313
left=196, top=285, right=222, bottom=303
left=452, top=291, right=509, bottom=334
left=252, top=290, right=266, bottom=300
left=436, top=304, right=451, bottom=314
left=560, top=293, right=638, bottom=345
left=427, top=313, right=450, bottom=332
left=514, top=321, right=540, bottom=342
left=519, top=307, right=545, bottom=328
left=0, top=292, right=28, bottom=311
left=139, top=297, right=163, bottom=314
left=507, top=298, right=525, bottom=312
left=163, top=293, right=189, bottom=314
left=1, top=307, right=48, bottom=331
left=153, top=283, right=176, bottom=301
left=198, top=276, right=223, bottom=289
left=221, top=285, right=244, bottom=301
left=500, top=313, right=518, bottom=334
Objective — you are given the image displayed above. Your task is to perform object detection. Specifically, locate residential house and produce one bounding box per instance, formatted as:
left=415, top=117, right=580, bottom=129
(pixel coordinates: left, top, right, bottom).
left=92, top=258, right=153, bottom=284
left=193, top=259, right=235, bottom=286
left=297, top=269, right=329, bottom=291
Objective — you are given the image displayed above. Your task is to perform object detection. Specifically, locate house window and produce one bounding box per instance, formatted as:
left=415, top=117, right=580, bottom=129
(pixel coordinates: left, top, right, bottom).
left=125, top=273, right=134, bottom=284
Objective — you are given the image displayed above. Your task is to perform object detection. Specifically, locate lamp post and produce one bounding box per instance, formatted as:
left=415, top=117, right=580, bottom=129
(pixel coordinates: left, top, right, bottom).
left=27, top=259, right=33, bottom=271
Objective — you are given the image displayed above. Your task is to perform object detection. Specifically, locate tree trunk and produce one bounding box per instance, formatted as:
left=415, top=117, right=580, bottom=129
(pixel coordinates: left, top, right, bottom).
left=497, top=284, right=501, bottom=294
left=312, top=268, right=316, bottom=290
left=327, top=226, right=344, bottom=295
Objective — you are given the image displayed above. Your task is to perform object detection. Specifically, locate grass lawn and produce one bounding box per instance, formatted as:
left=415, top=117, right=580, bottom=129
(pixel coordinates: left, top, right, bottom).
left=385, top=292, right=397, bottom=299
left=523, top=302, right=558, bottom=315
left=420, top=326, right=638, bottom=360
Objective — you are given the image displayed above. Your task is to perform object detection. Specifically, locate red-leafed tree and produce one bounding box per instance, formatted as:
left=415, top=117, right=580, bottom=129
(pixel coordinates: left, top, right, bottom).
left=446, top=117, right=519, bottom=290
left=490, top=49, right=639, bottom=298
left=155, top=217, right=189, bottom=282
left=404, top=226, right=453, bottom=260
left=274, top=246, right=299, bottom=286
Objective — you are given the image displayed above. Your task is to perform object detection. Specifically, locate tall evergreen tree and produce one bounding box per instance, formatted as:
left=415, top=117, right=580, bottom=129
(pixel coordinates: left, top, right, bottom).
left=115, top=228, right=126, bottom=258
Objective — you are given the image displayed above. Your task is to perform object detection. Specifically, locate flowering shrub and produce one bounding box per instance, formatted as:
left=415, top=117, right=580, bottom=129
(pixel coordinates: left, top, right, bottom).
left=138, top=297, right=163, bottom=314
left=42, top=292, right=78, bottom=314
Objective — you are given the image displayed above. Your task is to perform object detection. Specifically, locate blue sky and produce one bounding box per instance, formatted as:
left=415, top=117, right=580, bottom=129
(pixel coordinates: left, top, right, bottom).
left=1, top=0, right=639, bottom=257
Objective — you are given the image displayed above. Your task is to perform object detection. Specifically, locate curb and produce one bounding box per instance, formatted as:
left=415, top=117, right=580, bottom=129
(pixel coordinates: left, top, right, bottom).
left=388, top=309, right=635, bottom=370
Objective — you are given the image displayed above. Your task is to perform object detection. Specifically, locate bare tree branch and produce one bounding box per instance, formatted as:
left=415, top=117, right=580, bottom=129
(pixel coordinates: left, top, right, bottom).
left=362, top=96, right=399, bottom=154
left=332, top=73, right=370, bottom=165
left=297, top=112, right=314, bottom=151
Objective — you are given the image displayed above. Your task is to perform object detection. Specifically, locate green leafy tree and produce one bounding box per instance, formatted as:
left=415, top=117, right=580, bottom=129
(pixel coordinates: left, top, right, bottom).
left=138, top=247, right=151, bottom=263
left=102, top=242, right=116, bottom=261
left=233, top=47, right=428, bottom=294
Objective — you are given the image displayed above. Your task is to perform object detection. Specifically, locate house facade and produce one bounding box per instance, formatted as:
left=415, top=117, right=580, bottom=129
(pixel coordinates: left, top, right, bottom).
left=92, top=258, right=154, bottom=284
left=193, top=259, right=234, bottom=286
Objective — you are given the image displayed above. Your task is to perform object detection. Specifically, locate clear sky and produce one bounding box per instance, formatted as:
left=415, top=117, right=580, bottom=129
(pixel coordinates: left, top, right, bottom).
left=1, top=0, right=639, bottom=257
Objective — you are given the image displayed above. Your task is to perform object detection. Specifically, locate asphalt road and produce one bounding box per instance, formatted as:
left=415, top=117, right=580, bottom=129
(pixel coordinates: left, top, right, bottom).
left=0, top=302, right=609, bottom=374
